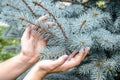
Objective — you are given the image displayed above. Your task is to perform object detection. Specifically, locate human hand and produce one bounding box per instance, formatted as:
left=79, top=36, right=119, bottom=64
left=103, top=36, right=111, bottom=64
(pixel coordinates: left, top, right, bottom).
left=20, top=14, right=55, bottom=64
left=37, top=47, right=90, bottom=73
left=23, top=47, right=90, bottom=80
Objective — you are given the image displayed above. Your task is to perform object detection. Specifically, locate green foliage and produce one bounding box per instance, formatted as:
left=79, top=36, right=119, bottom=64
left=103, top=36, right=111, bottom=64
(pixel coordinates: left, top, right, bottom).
left=0, top=26, right=19, bottom=61
left=96, top=0, right=106, bottom=8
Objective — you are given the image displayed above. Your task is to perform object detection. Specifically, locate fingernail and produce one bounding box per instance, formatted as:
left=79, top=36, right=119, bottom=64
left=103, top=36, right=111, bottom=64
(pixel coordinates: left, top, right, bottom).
left=63, top=55, right=69, bottom=61
left=85, top=47, right=90, bottom=51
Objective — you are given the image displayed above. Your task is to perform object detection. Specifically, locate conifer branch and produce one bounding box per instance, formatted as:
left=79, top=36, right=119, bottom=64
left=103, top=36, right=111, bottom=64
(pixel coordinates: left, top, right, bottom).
left=22, top=0, right=37, bottom=17
left=3, top=14, right=59, bottom=39
left=6, top=4, right=21, bottom=11
left=40, top=50, right=66, bottom=59
left=19, top=17, right=60, bottom=39
left=33, top=2, right=68, bottom=39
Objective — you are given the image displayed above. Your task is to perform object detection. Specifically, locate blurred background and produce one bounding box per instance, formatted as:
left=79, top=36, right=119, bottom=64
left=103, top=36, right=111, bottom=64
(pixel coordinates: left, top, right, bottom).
left=0, top=22, right=19, bottom=62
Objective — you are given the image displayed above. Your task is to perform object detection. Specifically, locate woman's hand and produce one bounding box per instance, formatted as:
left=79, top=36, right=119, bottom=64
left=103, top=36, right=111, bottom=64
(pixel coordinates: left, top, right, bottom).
left=23, top=47, right=90, bottom=80
left=20, top=14, right=52, bottom=64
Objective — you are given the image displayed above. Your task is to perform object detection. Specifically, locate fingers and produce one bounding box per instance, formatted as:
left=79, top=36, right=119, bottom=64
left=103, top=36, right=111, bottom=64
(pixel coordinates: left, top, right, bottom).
left=49, top=47, right=90, bottom=73
left=81, top=47, right=90, bottom=60
left=30, top=14, right=55, bottom=40
left=75, top=47, right=90, bottom=61
left=73, top=47, right=90, bottom=65
left=50, top=55, right=68, bottom=70
left=30, top=14, right=56, bottom=41
left=45, top=22, right=56, bottom=27
left=65, top=47, right=90, bottom=68
left=38, top=14, right=56, bottom=27
left=30, top=28, right=42, bottom=39
left=67, top=50, right=78, bottom=61
left=74, top=49, right=84, bottom=61
left=22, top=27, right=31, bottom=39
left=51, top=52, right=77, bottom=72
left=38, top=14, right=49, bottom=22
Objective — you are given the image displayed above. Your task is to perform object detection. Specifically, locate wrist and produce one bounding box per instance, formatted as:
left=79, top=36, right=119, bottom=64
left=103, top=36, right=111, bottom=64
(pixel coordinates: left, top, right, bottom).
left=32, top=65, right=48, bottom=79
left=34, top=68, right=46, bottom=79
left=19, top=52, right=39, bottom=65
left=24, top=64, right=47, bottom=80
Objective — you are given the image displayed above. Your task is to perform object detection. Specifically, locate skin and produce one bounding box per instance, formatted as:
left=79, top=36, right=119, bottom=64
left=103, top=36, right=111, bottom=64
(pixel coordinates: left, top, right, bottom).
left=0, top=15, right=48, bottom=80
left=23, top=15, right=90, bottom=80
left=23, top=47, right=90, bottom=80
left=0, top=15, right=90, bottom=80
left=0, top=27, right=40, bottom=80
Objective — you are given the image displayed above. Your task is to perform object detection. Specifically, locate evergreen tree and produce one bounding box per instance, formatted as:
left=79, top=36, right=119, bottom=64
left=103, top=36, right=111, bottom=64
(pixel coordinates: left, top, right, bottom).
left=0, top=0, right=120, bottom=80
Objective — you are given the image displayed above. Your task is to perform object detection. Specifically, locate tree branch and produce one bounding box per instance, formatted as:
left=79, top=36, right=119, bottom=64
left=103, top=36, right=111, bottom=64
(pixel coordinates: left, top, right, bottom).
left=6, top=4, right=21, bottom=11
left=22, top=0, right=37, bottom=17
left=33, top=1, right=68, bottom=39
left=19, top=17, right=60, bottom=39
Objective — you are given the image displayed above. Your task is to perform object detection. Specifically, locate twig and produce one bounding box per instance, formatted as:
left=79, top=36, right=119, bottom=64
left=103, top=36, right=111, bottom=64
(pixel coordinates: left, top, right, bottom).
left=79, top=19, right=87, bottom=32
left=6, top=4, right=21, bottom=11
left=22, top=0, right=37, bottom=17
left=19, top=17, right=60, bottom=39
left=39, top=49, right=66, bottom=59
left=33, top=2, right=68, bottom=39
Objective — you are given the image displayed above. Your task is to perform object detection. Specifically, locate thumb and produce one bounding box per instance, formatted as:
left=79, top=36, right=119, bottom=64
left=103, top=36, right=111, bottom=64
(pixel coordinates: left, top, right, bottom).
left=51, top=55, right=68, bottom=69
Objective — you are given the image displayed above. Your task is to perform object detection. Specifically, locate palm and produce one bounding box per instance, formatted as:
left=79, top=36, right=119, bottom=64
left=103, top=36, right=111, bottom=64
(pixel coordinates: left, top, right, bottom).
left=20, top=15, right=50, bottom=57
left=36, top=47, right=90, bottom=74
